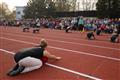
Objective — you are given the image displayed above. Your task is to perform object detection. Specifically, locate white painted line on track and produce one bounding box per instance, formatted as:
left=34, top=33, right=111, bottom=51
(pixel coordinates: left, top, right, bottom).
left=0, top=29, right=114, bottom=44
left=0, top=37, right=120, bottom=62
left=1, top=33, right=120, bottom=51
left=0, top=48, right=102, bottom=80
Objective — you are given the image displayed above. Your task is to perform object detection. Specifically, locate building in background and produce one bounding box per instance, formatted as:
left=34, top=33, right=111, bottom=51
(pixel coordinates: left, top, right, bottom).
left=16, top=6, right=25, bottom=20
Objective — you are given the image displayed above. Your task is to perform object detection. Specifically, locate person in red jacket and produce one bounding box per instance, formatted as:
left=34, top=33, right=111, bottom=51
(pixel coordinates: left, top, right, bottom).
left=7, top=39, right=61, bottom=76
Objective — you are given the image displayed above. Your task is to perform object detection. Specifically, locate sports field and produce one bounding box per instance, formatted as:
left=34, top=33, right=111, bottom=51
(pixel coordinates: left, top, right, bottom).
left=0, top=27, right=120, bottom=80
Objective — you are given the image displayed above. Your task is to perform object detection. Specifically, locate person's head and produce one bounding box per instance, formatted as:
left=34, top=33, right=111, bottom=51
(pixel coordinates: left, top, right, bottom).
left=39, top=39, right=47, bottom=49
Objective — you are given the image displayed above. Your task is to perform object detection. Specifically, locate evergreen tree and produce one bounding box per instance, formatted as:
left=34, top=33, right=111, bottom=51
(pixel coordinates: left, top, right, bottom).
left=96, top=0, right=120, bottom=18
left=96, top=0, right=109, bottom=18
left=110, top=0, right=120, bottom=18
left=24, top=0, right=56, bottom=19
left=24, top=0, right=46, bottom=18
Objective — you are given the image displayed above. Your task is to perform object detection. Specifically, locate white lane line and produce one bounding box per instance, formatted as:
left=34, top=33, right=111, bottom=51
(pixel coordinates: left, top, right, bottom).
left=0, top=48, right=102, bottom=80
left=0, top=37, right=120, bottom=62
left=1, top=33, right=120, bottom=51
left=0, top=28, right=114, bottom=44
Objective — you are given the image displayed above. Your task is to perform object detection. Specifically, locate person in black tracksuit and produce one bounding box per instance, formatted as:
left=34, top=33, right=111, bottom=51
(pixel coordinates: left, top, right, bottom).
left=96, top=28, right=101, bottom=36
left=87, top=32, right=96, bottom=40
left=7, top=39, right=61, bottom=76
left=14, top=47, right=45, bottom=63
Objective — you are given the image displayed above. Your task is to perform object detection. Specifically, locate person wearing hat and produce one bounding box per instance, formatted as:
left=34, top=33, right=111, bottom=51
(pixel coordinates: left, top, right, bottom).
left=7, top=39, right=61, bottom=76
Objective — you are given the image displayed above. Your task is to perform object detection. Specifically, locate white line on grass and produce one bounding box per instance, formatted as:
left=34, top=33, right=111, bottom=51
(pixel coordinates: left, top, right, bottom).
left=0, top=48, right=102, bottom=80
left=0, top=37, right=120, bottom=62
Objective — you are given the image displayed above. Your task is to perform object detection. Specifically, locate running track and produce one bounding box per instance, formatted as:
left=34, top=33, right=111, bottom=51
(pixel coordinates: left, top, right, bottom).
left=0, top=27, right=120, bottom=80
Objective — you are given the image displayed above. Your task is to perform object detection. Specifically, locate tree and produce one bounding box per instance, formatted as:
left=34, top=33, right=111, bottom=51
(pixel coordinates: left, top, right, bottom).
left=23, top=0, right=57, bottom=19
left=110, top=0, right=120, bottom=18
left=0, top=3, right=15, bottom=20
left=96, top=0, right=120, bottom=18
left=46, top=2, right=56, bottom=17
left=96, top=0, right=109, bottom=18
left=54, top=0, right=76, bottom=12
left=24, top=0, right=47, bottom=19
left=6, top=10, right=16, bottom=20
left=23, top=0, right=78, bottom=18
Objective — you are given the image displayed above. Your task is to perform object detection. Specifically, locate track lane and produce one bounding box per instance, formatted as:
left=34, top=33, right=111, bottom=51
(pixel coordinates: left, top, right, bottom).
left=0, top=37, right=120, bottom=79
left=1, top=27, right=119, bottom=48
left=1, top=33, right=120, bottom=51
left=0, top=51, right=88, bottom=80
left=1, top=34, right=120, bottom=59
left=1, top=27, right=120, bottom=79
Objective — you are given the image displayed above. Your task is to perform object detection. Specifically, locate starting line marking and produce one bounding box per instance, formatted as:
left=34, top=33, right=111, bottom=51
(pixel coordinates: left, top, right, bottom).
left=0, top=49, right=102, bottom=80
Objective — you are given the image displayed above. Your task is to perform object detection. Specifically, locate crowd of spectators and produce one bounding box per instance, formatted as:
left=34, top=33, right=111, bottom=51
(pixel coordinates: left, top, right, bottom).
left=0, top=17, right=120, bottom=34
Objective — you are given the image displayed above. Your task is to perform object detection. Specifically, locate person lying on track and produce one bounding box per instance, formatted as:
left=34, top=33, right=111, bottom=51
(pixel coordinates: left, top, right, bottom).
left=33, top=28, right=40, bottom=33
left=110, top=32, right=119, bottom=43
left=22, top=24, right=30, bottom=32
left=7, top=39, right=61, bottom=76
left=23, top=27, right=30, bottom=32
left=96, top=28, right=101, bottom=36
left=65, top=26, right=71, bottom=33
left=86, top=32, right=96, bottom=40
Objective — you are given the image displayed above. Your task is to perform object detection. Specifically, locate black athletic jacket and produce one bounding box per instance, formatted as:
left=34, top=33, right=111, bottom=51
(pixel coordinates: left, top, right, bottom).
left=14, top=47, right=44, bottom=63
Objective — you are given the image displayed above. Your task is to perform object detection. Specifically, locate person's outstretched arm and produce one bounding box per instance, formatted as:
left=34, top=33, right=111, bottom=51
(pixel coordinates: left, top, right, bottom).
left=43, top=50, right=61, bottom=60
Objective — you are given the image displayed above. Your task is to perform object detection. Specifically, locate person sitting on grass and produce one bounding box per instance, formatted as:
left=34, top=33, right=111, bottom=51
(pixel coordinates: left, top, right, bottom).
left=7, top=39, right=61, bottom=76
left=86, top=32, right=96, bottom=40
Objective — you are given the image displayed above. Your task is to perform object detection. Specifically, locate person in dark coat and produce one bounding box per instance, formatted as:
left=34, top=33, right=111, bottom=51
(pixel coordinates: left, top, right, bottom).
left=86, top=32, right=96, bottom=40
left=7, top=39, right=61, bottom=76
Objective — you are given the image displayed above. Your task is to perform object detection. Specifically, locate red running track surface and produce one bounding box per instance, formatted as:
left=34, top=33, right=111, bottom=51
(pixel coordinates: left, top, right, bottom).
left=0, top=27, right=120, bottom=80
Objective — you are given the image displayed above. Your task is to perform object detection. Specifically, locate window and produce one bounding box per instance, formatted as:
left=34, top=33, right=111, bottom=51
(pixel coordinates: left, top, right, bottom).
left=17, top=11, right=21, bottom=14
